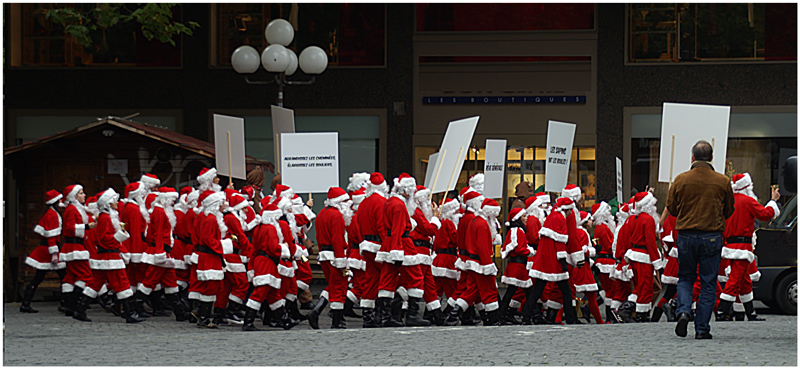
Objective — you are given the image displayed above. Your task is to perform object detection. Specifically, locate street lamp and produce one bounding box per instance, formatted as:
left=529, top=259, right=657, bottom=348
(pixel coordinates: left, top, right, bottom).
left=231, top=19, right=329, bottom=107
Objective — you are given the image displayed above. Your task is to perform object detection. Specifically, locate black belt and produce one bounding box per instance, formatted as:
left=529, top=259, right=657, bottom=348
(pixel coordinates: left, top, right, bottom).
left=96, top=247, right=118, bottom=254
left=246, top=235, right=253, bottom=244
left=386, top=230, right=410, bottom=238
left=527, top=243, right=538, bottom=251
left=726, top=237, right=752, bottom=244
left=413, top=240, right=432, bottom=248
left=195, top=245, right=220, bottom=256
left=465, top=252, right=480, bottom=260
left=320, top=245, right=334, bottom=252
left=632, top=244, right=648, bottom=251
left=175, top=235, right=192, bottom=245
left=39, top=239, right=51, bottom=246
left=256, top=250, right=281, bottom=265
left=509, top=255, right=528, bottom=264
left=141, top=234, right=147, bottom=243
left=363, top=234, right=382, bottom=243
left=64, top=236, right=83, bottom=244
left=351, top=243, right=359, bottom=250
left=597, top=253, right=615, bottom=259
left=437, top=248, right=457, bottom=256
left=164, top=244, right=172, bottom=253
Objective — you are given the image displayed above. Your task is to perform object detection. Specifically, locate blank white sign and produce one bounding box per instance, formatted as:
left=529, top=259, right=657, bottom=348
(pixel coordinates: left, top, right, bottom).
left=616, top=157, right=623, bottom=203
left=280, top=132, right=339, bottom=193
left=430, top=116, right=480, bottom=194
left=658, top=103, right=730, bottom=183
left=213, top=114, right=247, bottom=180
left=271, top=105, right=296, bottom=173
left=544, top=120, right=576, bottom=192
left=483, top=139, right=507, bottom=199
left=424, top=152, right=439, bottom=189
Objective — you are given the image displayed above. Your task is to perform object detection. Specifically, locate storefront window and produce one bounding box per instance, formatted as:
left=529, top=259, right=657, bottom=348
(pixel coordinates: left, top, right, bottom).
left=416, top=3, right=595, bottom=32
left=13, top=3, right=183, bottom=67
left=628, top=3, right=797, bottom=62
left=214, top=4, right=385, bottom=67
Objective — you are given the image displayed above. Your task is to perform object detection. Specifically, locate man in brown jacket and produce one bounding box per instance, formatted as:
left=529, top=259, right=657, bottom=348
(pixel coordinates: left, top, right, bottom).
left=666, top=140, right=735, bottom=340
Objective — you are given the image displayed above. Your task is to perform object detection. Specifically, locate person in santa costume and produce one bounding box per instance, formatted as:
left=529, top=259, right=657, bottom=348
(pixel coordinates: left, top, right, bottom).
left=308, top=187, right=352, bottom=329
left=445, top=187, right=485, bottom=326
left=345, top=189, right=366, bottom=319
left=512, top=193, right=551, bottom=323
left=289, top=193, right=314, bottom=314
left=172, top=187, right=196, bottom=310
left=77, top=188, right=145, bottom=323
left=376, top=173, right=431, bottom=327
left=624, top=191, right=666, bottom=322
left=653, top=213, right=679, bottom=322
left=590, top=201, right=617, bottom=323
left=445, top=198, right=503, bottom=326
left=190, top=190, right=234, bottom=328
left=210, top=190, right=253, bottom=325
left=59, top=184, right=95, bottom=318
left=609, top=200, right=635, bottom=322
left=522, top=197, right=579, bottom=325
left=356, top=172, right=390, bottom=327
left=717, top=173, right=780, bottom=321
left=197, top=167, right=222, bottom=192
left=20, top=190, right=67, bottom=313
left=407, top=185, right=443, bottom=325
left=431, top=198, right=461, bottom=313
left=572, top=210, right=604, bottom=324
left=242, top=204, right=291, bottom=331
left=119, top=181, right=151, bottom=317
left=498, top=207, right=533, bottom=325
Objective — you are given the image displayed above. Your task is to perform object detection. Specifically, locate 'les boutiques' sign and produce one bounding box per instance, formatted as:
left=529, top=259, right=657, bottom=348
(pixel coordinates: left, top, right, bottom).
left=423, top=96, right=586, bottom=105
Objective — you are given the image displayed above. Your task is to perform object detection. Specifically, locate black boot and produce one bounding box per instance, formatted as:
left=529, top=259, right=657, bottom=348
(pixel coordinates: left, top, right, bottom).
left=224, top=301, right=244, bottom=324
left=405, top=297, right=431, bottom=327
left=307, top=296, right=328, bottom=330
left=261, top=305, right=274, bottom=326
left=431, top=307, right=445, bottom=326
left=279, top=306, right=299, bottom=330
left=651, top=306, right=664, bottom=322
left=166, top=293, right=189, bottom=322
left=188, top=299, right=199, bottom=323
left=72, top=293, right=92, bottom=322
left=635, top=311, right=650, bottom=323
left=133, top=291, right=152, bottom=318
left=362, top=308, right=380, bottom=328
left=59, top=290, right=72, bottom=315
left=20, top=284, right=39, bottom=313
left=743, top=301, right=765, bottom=321
left=532, top=310, right=549, bottom=325
left=461, top=306, right=479, bottom=326
left=618, top=301, right=635, bottom=323
left=150, top=290, right=171, bottom=317
left=485, top=309, right=501, bottom=326
left=605, top=306, right=617, bottom=323
left=715, top=300, right=734, bottom=321
left=443, top=305, right=462, bottom=326
left=580, top=305, right=592, bottom=324
left=344, top=298, right=362, bottom=318
left=65, top=288, right=82, bottom=316
left=331, top=309, right=346, bottom=329
left=383, top=296, right=404, bottom=327
left=242, top=307, right=260, bottom=331
left=563, top=304, right=580, bottom=325
left=212, top=307, right=227, bottom=325
left=442, top=303, right=454, bottom=317
left=479, top=309, right=489, bottom=325
left=545, top=309, right=559, bottom=324
left=96, top=292, right=112, bottom=314
left=287, top=299, right=307, bottom=322
left=106, top=293, right=123, bottom=317
left=196, top=302, right=217, bottom=328
left=734, top=311, right=746, bottom=321
left=120, top=298, right=145, bottom=323
left=663, top=300, right=677, bottom=322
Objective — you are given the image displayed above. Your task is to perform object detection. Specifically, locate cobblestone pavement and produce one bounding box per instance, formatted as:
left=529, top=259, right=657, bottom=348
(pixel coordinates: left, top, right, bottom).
left=3, top=300, right=796, bottom=366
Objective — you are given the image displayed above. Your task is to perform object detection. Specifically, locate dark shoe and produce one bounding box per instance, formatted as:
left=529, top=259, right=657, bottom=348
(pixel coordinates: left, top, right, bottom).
left=188, top=300, right=199, bottom=323
left=133, top=291, right=152, bottom=318
left=443, top=305, right=462, bottom=326
left=715, top=300, right=733, bottom=321
left=384, top=296, right=404, bottom=327
left=746, top=313, right=765, bottom=321
left=635, top=312, right=650, bottom=323
left=532, top=311, right=549, bottom=325
left=307, top=296, right=328, bottom=330
left=212, top=307, right=228, bottom=325
left=287, top=299, right=307, bottom=322
left=362, top=308, right=380, bottom=328
left=430, top=307, right=445, bottom=326
left=485, top=310, right=501, bottom=326
left=344, top=298, right=362, bottom=318
left=72, top=294, right=92, bottom=322
left=280, top=306, right=299, bottom=330
left=405, top=297, right=431, bottom=327
left=300, top=301, right=314, bottom=310
left=331, top=309, right=347, bottom=329
left=166, top=293, right=190, bottom=322
left=545, top=309, right=559, bottom=325
left=196, top=302, right=218, bottom=328
left=121, top=298, right=145, bottom=323
left=461, top=306, right=479, bottom=326
left=149, top=291, right=172, bottom=317
left=618, top=301, right=635, bottom=323
left=650, top=306, right=663, bottom=323
left=734, top=312, right=745, bottom=321
left=743, top=301, right=765, bottom=321
left=695, top=332, right=713, bottom=340
left=580, top=305, right=592, bottom=323
left=242, top=307, right=260, bottom=331
left=675, top=312, right=690, bottom=337
left=20, top=284, right=39, bottom=313
left=664, top=300, right=677, bottom=322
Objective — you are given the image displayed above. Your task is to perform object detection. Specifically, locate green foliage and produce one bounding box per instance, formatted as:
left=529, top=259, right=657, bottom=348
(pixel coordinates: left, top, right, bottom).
left=45, top=4, right=199, bottom=48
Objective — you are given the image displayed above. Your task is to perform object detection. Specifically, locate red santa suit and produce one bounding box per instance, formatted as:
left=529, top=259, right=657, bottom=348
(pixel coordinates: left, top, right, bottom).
left=356, top=172, right=388, bottom=309
left=457, top=199, right=501, bottom=316
left=216, top=193, right=253, bottom=312
left=189, top=191, right=233, bottom=303
left=590, top=202, right=616, bottom=300
left=408, top=186, right=441, bottom=312
left=245, top=204, right=286, bottom=313
left=624, top=192, right=665, bottom=315
left=572, top=212, right=604, bottom=324
left=316, top=188, right=351, bottom=312
left=120, top=182, right=149, bottom=293
left=84, top=190, right=135, bottom=301
left=27, top=193, right=66, bottom=271
left=501, top=221, right=533, bottom=289
left=346, top=189, right=366, bottom=305
left=431, top=198, right=461, bottom=300
left=449, top=189, right=483, bottom=307
left=607, top=203, right=634, bottom=310
left=140, top=188, right=180, bottom=297
left=377, top=181, right=424, bottom=300
left=720, top=173, right=779, bottom=315
left=290, top=195, right=314, bottom=294
left=171, top=188, right=196, bottom=289
left=59, top=185, right=92, bottom=294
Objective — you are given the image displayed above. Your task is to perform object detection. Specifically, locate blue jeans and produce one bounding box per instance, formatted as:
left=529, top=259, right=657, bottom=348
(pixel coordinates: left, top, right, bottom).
left=676, top=231, right=723, bottom=334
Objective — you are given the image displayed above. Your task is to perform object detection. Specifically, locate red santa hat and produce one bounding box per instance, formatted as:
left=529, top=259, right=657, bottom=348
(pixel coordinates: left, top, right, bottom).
left=140, top=173, right=161, bottom=189
left=275, top=184, right=294, bottom=199
left=97, top=188, right=119, bottom=210
left=633, top=191, right=656, bottom=210
left=326, top=187, right=350, bottom=205
left=197, top=167, right=217, bottom=185
left=240, top=185, right=255, bottom=201
left=145, top=192, right=158, bottom=210
left=200, top=190, right=225, bottom=209
left=224, top=188, right=239, bottom=202
left=534, top=192, right=550, bottom=203
left=273, top=195, right=293, bottom=211
left=260, top=196, right=274, bottom=210
left=85, top=195, right=98, bottom=212
left=414, top=185, right=431, bottom=200
left=352, top=188, right=367, bottom=205
left=506, top=207, right=525, bottom=226
left=441, top=197, right=460, bottom=213
left=179, top=186, right=194, bottom=197
left=554, top=197, right=575, bottom=212
left=394, top=173, right=416, bottom=190
left=579, top=211, right=591, bottom=225
left=45, top=189, right=63, bottom=205
left=481, top=198, right=501, bottom=213
left=619, top=203, right=630, bottom=215
left=459, top=186, right=474, bottom=199
left=228, top=193, right=249, bottom=211
left=463, top=190, right=483, bottom=204
left=732, top=173, right=753, bottom=192
left=591, top=201, right=612, bottom=220
left=156, top=187, right=179, bottom=204
left=186, top=189, right=200, bottom=205
left=561, top=184, right=581, bottom=200
left=125, top=182, right=146, bottom=200
left=369, top=172, right=386, bottom=187
left=261, top=203, right=282, bottom=220
left=63, top=184, right=83, bottom=204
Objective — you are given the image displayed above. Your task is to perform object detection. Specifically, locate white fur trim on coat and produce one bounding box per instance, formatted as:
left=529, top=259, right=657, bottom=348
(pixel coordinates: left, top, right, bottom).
left=431, top=265, right=460, bottom=280
left=539, top=226, right=568, bottom=243
left=501, top=230, right=520, bottom=259
left=501, top=275, right=533, bottom=288
left=625, top=249, right=653, bottom=264
left=750, top=271, right=761, bottom=282
left=89, top=258, right=126, bottom=270
left=721, top=247, right=755, bottom=263
left=196, top=269, right=225, bottom=281
left=48, top=246, right=60, bottom=254
left=318, top=251, right=348, bottom=269
left=114, top=230, right=130, bottom=243
left=739, top=291, right=754, bottom=303
left=575, top=282, right=599, bottom=292
left=668, top=247, right=679, bottom=258
left=556, top=251, right=568, bottom=260
left=464, top=260, right=499, bottom=276
left=359, top=240, right=381, bottom=254
left=225, top=262, right=247, bottom=273
left=221, top=239, right=234, bottom=255
left=348, top=258, right=367, bottom=271
left=277, top=263, right=295, bottom=277
left=661, top=275, right=679, bottom=285
left=766, top=200, right=780, bottom=218
left=34, top=225, right=61, bottom=238
left=59, top=250, right=90, bottom=262
left=252, top=274, right=281, bottom=289
left=74, top=224, right=85, bottom=238
left=25, top=257, right=66, bottom=270
left=529, top=269, right=569, bottom=282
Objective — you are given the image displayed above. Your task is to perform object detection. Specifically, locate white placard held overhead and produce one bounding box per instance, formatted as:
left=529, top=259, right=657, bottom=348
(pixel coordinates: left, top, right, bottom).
left=213, top=114, right=247, bottom=180
left=483, top=139, right=507, bottom=199
left=423, top=152, right=440, bottom=189
left=544, top=120, right=576, bottom=192
left=430, top=116, right=480, bottom=194
left=280, top=132, right=339, bottom=193
left=616, top=157, right=624, bottom=203
left=271, top=105, right=296, bottom=173
left=658, top=102, right=730, bottom=183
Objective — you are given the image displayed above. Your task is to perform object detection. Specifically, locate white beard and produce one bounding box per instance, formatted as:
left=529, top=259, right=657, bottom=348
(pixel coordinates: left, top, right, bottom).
left=471, top=183, right=484, bottom=195
left=70, top=201, right=89, bottom=224
left=405, top=196, right=418, bottom=217
left=213, top=209, right=228, bottom=237
left=338, top=204, right=354, bottom=226
left=163, top=203, right=177, bottom=229
left=285, top=212, right=300, bottom=243
left=417, top=200, right=433, bottom=220
left=479, top=212, right=499, bottom=242
left=108, top=209, right=122, bottom=233
left=442, top=207, right=460, bottom=225
left=136, top=195, right=150, bottom=224
left=735, top=188, right=758, bottom=201
left=199, top=182, right=221, bottom=192
left=264, top=218, right=283, bottom=244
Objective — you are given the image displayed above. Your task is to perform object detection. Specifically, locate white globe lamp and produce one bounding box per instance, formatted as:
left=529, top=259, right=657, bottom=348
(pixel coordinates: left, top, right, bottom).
left=298, top=46, right=328, bottom=75
left=264, top=19, right=295, bottom=47
left=231, top=46, right=260, bottom=74
left=261, top=44, right=290, bottom=73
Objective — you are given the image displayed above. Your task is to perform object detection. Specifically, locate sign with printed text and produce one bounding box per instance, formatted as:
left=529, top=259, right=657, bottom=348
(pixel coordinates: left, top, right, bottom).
left=271, top=105, right=296, bottom=173
left=544, top=120, right=576, bottom=192
left=616, top=157, right=624, bottom=203
left=430, top=116, right=480, bottom=194
left=108, top=159, right=128, bottom=175
left=423, top=152, right=440, bottom=189
left=483, top=139, right=507, bottom=199
left=658, top=102, right=730, bottom=183
left=280, top=132, right=339, bottom=193
left=213, top=114, right=247, bottom=180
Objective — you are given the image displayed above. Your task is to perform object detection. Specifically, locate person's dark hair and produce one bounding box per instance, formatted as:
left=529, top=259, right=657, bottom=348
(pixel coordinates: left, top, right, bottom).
left=691, top=140, right=713, bottom=162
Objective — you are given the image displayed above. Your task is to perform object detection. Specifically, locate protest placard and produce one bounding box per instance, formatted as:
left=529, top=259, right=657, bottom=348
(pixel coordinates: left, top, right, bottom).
left=544, top=120, right=576, bottom=192
left=213, top=114, right=247, bottom=180
left=658, top=102, right=730, bottom=183
left=280, top=132, right=339, bottom=193
left=483, top=139, right=507, bottom=199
